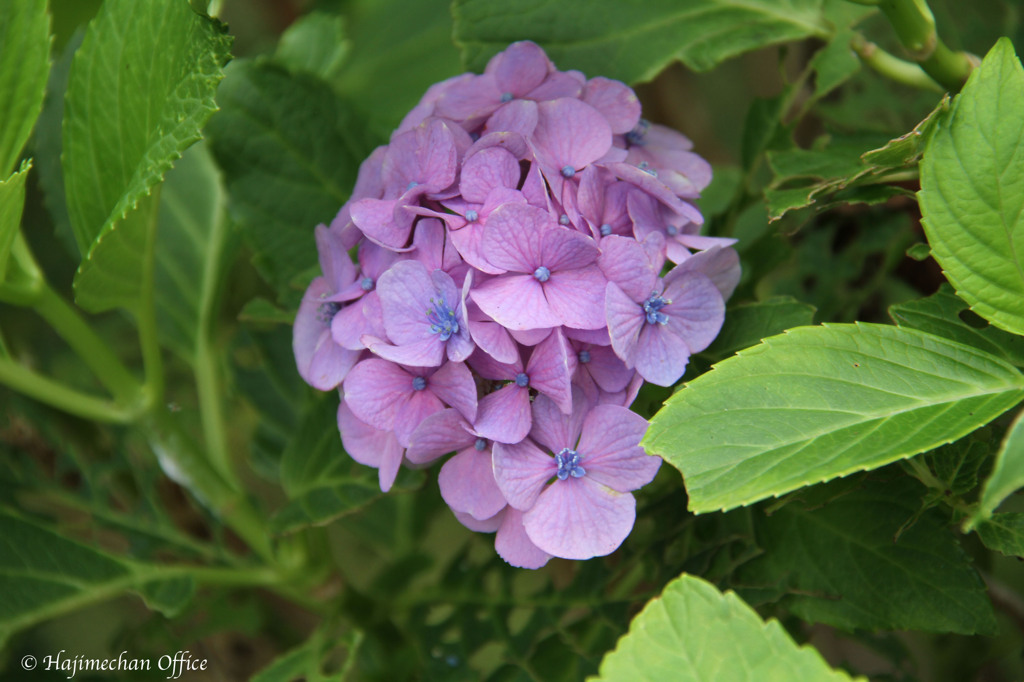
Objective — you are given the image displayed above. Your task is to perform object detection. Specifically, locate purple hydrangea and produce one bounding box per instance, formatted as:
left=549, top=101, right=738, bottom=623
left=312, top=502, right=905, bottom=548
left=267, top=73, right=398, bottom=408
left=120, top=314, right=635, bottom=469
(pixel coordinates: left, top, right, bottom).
left=292, top=41, right=739, bottom=568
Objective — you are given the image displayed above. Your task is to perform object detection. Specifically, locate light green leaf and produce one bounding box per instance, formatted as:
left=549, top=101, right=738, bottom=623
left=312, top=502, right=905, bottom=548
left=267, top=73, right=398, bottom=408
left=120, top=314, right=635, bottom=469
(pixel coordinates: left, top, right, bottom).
left=275, top=12, right=349, bottom=82
left=138, top=576, right=196, bottom=618
left=975, top=513, right=1024, bottom=557
left=861, top=94, right=949, bottom=167
left=592, top=574, right=860, bottom=682
left=967, top=407, right=1024, bottom=528
left=453, top=0, right=830, bottom=84
left=809, top=29, right=861, bottom=101
left=153, top=142, right=233, bottom=363
left=701, top=296, right=816, bottom=363
left=0, top=161, right=30, bottom=282
left=737, top=477, right=996, bottom=634
left=890, top=284, right=1024, bottom=367
left=919, top=38, right=1024, bottom=335
left=645, top=323, right=1024, bottom=513
left=208, top=61, right=370, bottom=297
left=0, top=0, right=50, bottom=176
left=64, top=0, right=231, bottom=311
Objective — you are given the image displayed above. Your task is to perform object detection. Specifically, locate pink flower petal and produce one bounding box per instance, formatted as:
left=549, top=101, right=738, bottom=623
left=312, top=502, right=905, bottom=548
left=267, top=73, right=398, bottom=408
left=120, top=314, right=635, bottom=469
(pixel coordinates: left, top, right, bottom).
left=582, top=77, right=641, bottom=134
left=605, top=282, right=644, bottom=367
left=350, top=197, right=416, bottom=250
left=338, top=402, right=405, bottom=492
left=661, top=270, right=725, bottom=353
left=342, top=358, right=413, bottom=430
left=523, top=478, right=635, bottom=560
left=492, top=438, right=556, bottom=510
left=364, top=336, right=444, bottom=367
left=454, top=507, right=505, bottom=533
left=460, top=147, right=520, bottom=204
left=671, top=245, right=741, bottom=301
left=472, top=274, right=561, bottom=331
left=474, top=383, right=531, bottom=444
left=489, top=41, right=550, bottom=96
left=439, top=447, right=508, bottom=521
left=543, top=265, right=608, bottom=330
left=525, top=329, right=575, bottom=415
left=484, top=99, right=539, bottom=137
left=577, top=406, right=659, bottom=492
left=481, top=203, right=550, bottom=272
left=634, top=323, right=691, bottom=387
left=540, top=224, right=599, bottom=272
left=307, top=332, right=360, bottom=390
left=405, top=408, right=477, bottom=464
left=597, top=235, right=658, bottom=302
left=394, top=387, right=445, bottom=447
left=428, top=359, right=478, bottom=422
left=495, top=508, right=551, bottom=569
left=529, top=390, right=586, bottom=456
left=467, top=305, right=519, bottom=364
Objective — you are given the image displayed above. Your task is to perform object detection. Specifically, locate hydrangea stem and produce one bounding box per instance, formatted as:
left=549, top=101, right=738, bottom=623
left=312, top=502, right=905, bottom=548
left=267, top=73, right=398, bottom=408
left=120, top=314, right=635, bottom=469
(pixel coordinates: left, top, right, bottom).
left=850, top=34, right=943, bottom=92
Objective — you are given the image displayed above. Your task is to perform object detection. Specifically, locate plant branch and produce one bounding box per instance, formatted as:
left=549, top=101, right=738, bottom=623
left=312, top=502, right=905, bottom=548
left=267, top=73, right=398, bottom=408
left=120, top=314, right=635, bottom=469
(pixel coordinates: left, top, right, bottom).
left=873, top=0, right=975, bottom=91
left=0, top=360, right=141, bottom=423
left=851, top=34, right=943, bottom=92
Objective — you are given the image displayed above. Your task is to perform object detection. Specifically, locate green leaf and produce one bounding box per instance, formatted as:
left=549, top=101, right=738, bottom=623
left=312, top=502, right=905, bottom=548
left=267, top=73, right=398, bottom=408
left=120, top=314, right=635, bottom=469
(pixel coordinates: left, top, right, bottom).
left=975, top=513, right=1024, bottom=557
left=63, top=0, right=231, bottom=311
left=153, top=142, right=233, bottom=363
left=890, top=284, right=1024, bottom=367
left=923, top=434, right=991, bottom=497
left=645, top=323, right=1024, bottom=513
left=861, top=94, right=949, bottom=167
left=737, top=477, right=996, bottom=634
left=275, top=12, right=349, bottom=82
left=701, top=296, right=816, bottom=362
left=0, top=161, right=30, bottom=283
left=592, top=574, right=860, bottom=682
left=967, top=407, right=1024, bottom=528
left=207, top=61, right=369, bottom=297
left=332, top=0, right=463, bottom=137
left=453, top=0, right=831, bottom=84
left=138, top=576, right=196, bottom=618
left=0, top=509, right=133, bottom=647
left=809, top=29, right=861, bottom=101
left=0, top=0, right=50, bottom=176
left=919, top=38, right=1024, bottom=335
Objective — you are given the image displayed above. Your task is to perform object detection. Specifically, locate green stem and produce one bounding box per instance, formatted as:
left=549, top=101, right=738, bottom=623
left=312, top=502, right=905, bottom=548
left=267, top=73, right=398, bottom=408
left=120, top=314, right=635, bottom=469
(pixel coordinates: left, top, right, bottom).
left=851, top=34, right=943, bottom=92
left=194, top=207, right=237, bottom=490
left=875, top=0, right=975, bottom=91
left=0, top=359, right=141, bottom=423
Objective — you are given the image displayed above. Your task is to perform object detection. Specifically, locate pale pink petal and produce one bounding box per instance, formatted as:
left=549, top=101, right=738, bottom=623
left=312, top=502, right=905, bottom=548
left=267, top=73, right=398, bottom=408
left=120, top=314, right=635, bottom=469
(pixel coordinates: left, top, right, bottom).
left=394, top=388, right=445, bottom=447
left=583, top=77, right=641, bottom=134
left=472, top=275, right=561, bottom=331
left=540, top=224, right=599, bottom=272
left=577, top=406, right=659, bottom=491
left=484, top=99, right=539, bottom=137
left=405, top=408, right=477, bottom=464
left=605, top=282, right=644, bottom=367
left=338, top=402, right=404, bottom=492
left=428, top=359, right=478, bottom=422
left=509, top=327, right=551, bottom=347
left=474, top=384, right=531, bottom=444
left=672, top=245, right=741, bottom=301
left=597, top=235, right=658, bottom=302
left=376, top=260, right=438, bottom=345
left=524, top=478, right=635, bottom=559
left=529, top=390, right=586, bottom=456
left=449, top=223, right=503, bottom=275
left=439, top=447, right=508, bottom=521
left=489, top=41, right=550, bottom=96
left=534, top=98, right=612, bottom=171
left=350, top=197, right=415, bottom=249
left=332, top=293, right=386, bottom=350
left=525, top=329, right=575, bottom=415
left=496, top=508, right=551, bottom=569
left=605, top=161, right=704, bottom=225
left=411, top=218, right=446, bottom=271
left=315, top=224, right=357, bottom=295
left=460, top=147, right=520, bottom=203
left=294, top=277, right=332, bottom=384
left=526, top=71, right=583, bottom=101
left=582, top=344, right=635, bottom=393
left=492, top=438, right=556, bottom=510
left=363, top=336, right=443, bottom=368
left=481, top=203, right=550, bottom=272
left=467, top=130, right=532, bottom=160
left=661, top=270, right=725, bottom=353
left=341, top=358, right=412, bottom=430
left=454, top=508, right=505, bottom=533
left=543, top=265, right=608, bottom=330
left=307, top=333, right=360, bottom=390
left=468, top=305, right=519, bottom=364
left=634, top=323, right=691, bottom=387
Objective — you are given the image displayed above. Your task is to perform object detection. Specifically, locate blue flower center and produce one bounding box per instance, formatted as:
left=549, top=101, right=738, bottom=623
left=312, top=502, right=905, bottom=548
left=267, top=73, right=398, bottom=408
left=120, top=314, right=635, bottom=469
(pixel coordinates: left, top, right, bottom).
left=533, top=266, right=550, bottom=282
left=407, top=180, right=419, bottom=191
left=578, top=350, right=591, bottom=364
left=465, top=209, right=479, bottom=222
left=561, top=165, right=575, bottom=178
left=500, top=92, right=514, bottom=103
left=600, top=223, right=612, bottom=236
left=643, top=292, right=670, bottom=325
left=555, top=448, right=586, bottom=480
left=625, top=119, right=650, bottom=147
left=317, top=300, right=340, bottom=323
left=412, top=376, right=427, bottom=391
left=426, top=296, right=460, bottom=341
left=474, top=438, right=487, bottom=451
left=360, top=276, right=374, bottom=291
left=515, top=372, right=530, bottom=388
left=666, top=224, right=678, bottom=236
left=558, top=214, right=570, bottom=226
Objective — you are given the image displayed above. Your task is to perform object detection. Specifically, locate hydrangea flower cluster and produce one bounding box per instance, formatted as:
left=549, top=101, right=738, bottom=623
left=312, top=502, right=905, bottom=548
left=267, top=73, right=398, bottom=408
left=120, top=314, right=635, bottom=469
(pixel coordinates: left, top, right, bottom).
left=293, top=41, right=739, bottom=569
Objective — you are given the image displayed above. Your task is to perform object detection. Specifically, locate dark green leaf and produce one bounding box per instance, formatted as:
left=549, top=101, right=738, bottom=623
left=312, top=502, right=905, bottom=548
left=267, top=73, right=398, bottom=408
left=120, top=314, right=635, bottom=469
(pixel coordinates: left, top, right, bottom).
left=454, top=0, right=832, bottom=84
left=809, top=29, right=861, bottom=101
left=593, top=574, right=859, bottom=682
left=0, top=0, right=50, bottom=176
left=919, top=38, right=1024, bottom=335
left=64, top=0, right=231, bottom=311
left=701, top=296, right=816, bottom=362
left=890, top=285, right=1024, bottom=367
left=975, top=513, right=1024, bottom=557
left=737, top=477, right=996, bottom=634
left=208, top=61, right=369, bottom=297
left=645, top=323, right=1024, bottom=513
left=924, top=435, right=991, bottom=497
left=967, top=407, right=1024, bottom=528
left=861, top=94, right=949, bottom=167
left=138, top=576, right=196, bottom=618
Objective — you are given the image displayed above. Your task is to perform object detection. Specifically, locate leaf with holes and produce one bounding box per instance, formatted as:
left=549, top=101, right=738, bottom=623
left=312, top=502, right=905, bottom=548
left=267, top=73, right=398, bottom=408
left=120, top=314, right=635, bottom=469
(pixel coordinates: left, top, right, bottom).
left=645, top=323, right=1024, bottom=513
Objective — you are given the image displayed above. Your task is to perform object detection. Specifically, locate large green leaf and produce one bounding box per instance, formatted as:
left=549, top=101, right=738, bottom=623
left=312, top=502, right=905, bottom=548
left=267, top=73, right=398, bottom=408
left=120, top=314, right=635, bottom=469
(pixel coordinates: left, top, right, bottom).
left=0, top=161, right=30, bottom=283
left=737, top=477, right=996, bottom=634
left=63, top=0, right=231, bottom=311
left=592, top=574, right=859, bottom=682
left=453, top=0, right=831, bottom=84
left=890, top=285, right=1024, bottom=367
left=975, top=513, right=1024, bottom=558
left=966, top=407, right=1024, bottom=528
left=919, top=38, right=1024, bottom=335
left=207, top=61, right=370, bottom=297
left=274, top=12, right=349, bottom=82
left=153, top=142, right=233, bottom=363
left=645, top=323, right=1024, bottom=513
left=0, top=0, right=50, bottom=176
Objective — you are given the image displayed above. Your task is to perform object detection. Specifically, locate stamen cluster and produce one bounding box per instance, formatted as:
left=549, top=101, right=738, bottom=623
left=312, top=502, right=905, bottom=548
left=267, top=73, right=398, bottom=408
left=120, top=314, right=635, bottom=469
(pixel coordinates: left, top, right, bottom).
left=293, top=41, right=739, bottom=568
